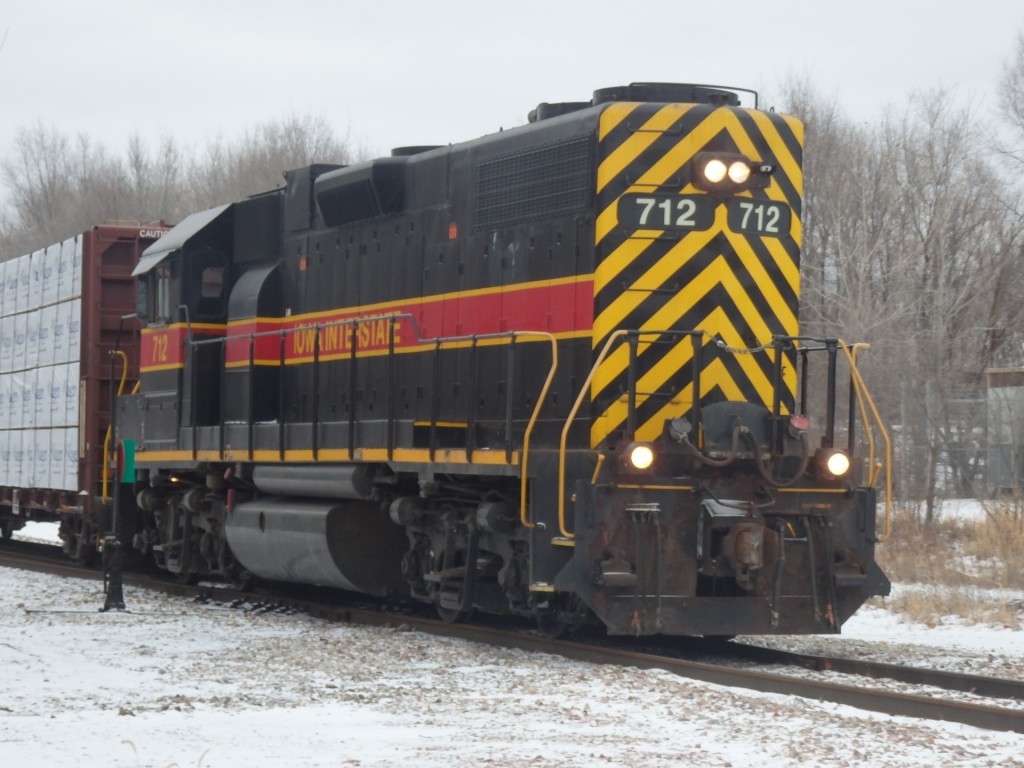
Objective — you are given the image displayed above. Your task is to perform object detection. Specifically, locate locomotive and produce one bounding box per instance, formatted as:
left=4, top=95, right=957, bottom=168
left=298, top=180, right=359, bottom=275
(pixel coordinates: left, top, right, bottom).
left=113, top=82, right=891, bottom=636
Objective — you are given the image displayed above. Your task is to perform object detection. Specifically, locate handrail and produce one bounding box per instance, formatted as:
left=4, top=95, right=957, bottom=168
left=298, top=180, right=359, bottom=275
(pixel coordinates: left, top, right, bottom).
left=557, top=328, right=709, bottom=538
left=185, top=315, right=558, bottom=527
left=514, top=332, right=559, bottom=529
left=101, top=350, right=131, bottom=503
left=839, top=340, right=893, bottom=543
left=557, top=330, right=629, bottom=539
left=843, top=343, right=876, bottom=473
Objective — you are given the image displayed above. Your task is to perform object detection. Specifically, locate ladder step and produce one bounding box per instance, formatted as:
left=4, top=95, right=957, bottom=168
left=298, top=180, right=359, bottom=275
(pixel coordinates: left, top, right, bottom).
left=422, top=567, right=466, bottom=583
left=599, top=571, right=638, bottom=588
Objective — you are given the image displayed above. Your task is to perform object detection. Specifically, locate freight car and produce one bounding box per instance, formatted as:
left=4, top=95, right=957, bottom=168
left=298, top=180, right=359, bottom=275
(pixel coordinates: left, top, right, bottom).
left=0, top=224, right=168, bottom=558
left=115, top=83, right=892, bottom=636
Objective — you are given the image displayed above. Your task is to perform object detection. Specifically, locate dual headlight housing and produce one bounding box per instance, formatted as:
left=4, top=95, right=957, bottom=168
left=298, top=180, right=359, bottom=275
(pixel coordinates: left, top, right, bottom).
left=692, top=152, right=774, bottom=193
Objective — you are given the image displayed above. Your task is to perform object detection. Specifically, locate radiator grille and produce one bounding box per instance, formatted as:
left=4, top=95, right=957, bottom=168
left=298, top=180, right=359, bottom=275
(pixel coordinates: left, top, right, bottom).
left=475, top=138, right=592, bottom=229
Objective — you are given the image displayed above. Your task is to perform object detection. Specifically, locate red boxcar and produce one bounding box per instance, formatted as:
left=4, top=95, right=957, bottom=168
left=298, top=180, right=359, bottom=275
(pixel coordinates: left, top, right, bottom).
left=0, top=223, right=168, bottom=558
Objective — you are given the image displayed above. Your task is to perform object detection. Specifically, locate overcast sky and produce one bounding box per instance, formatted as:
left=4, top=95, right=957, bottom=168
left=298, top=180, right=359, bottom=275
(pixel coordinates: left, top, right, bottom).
left=2, top=1, right=1023, bottom=167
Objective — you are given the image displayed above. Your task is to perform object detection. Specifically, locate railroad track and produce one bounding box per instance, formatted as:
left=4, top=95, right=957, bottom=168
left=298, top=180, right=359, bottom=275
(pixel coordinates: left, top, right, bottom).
left=723, top=641, right=1024, bottom=701
left=3, top=538, right=1022, bottom=734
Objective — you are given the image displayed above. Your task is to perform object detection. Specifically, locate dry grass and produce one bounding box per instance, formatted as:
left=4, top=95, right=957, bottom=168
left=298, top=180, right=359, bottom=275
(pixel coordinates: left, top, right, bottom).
left=872, top=500, right=1024, bottom=629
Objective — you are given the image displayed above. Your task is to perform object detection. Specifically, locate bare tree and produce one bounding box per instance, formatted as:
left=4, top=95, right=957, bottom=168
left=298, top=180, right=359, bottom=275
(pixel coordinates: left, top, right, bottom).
left=783, top=80, right=1024, bottom=517
left=1, top=111, right=358, bottom=258
left=1, top=121, right=76, bottom=248
left=998, top=30, right=1024, bottom=166
left=187, top=112, right=354, bottom=209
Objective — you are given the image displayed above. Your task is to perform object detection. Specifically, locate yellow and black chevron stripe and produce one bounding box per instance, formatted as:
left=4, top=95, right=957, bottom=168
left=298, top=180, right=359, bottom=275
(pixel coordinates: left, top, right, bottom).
left=590, top=102, right=804, bottom=448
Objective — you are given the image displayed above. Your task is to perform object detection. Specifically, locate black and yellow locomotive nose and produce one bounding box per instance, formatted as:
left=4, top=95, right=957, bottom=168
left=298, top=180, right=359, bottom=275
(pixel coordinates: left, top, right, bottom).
left=589, top=99, right=804, bottom=449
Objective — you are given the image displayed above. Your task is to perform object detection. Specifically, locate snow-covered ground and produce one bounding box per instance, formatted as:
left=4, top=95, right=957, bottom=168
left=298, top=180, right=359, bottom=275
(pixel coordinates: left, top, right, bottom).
left=1, top=521, right=1022, bottom=767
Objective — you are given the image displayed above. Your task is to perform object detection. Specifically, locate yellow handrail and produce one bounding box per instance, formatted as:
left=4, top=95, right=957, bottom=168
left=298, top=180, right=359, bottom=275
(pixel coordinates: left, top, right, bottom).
left=845, top=343, right=876, bottom=475
left=838, top=340, right=893, bottom=543
left=516, top=332, right=559, bottom=529
left=556, top=330, right=630, bottom=538
left=101, top=351, right=131, bottom=503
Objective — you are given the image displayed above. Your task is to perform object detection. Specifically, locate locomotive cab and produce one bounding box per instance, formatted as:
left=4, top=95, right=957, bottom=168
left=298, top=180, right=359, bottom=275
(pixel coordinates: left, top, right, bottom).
left=131, top=204, right=234, bottom=434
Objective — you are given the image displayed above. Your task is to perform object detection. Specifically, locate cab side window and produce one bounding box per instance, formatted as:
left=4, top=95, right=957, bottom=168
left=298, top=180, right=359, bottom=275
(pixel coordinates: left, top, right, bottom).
left=191, top=249, right=228, bottom=320
left=155, top=263, right=174, bottom=323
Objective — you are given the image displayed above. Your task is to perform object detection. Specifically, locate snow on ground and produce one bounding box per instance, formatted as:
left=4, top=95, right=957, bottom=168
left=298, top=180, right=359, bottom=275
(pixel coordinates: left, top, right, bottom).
left=2, top=520, right=1023, bottom=767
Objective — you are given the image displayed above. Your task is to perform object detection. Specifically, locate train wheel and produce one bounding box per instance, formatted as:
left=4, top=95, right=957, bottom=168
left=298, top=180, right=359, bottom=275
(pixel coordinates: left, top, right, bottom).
left=0, top=520, right=13, bottom=540
left=431, top=549, right=472, bottom=623
left=535, top=594, right=586, bottom=639
left=230, top=567, right=255, bottom=592
left=72, top=527, right=97, bottom=566
left=174, top=567, right=200, bottom=585
left=435, top=602, right=470, bottom=624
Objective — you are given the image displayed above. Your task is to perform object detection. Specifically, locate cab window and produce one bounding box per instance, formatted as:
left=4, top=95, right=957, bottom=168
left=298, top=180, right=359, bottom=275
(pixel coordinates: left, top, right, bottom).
left=189, top=249, right=228, bottom=320
left=139, top=261, right=177, bottom=326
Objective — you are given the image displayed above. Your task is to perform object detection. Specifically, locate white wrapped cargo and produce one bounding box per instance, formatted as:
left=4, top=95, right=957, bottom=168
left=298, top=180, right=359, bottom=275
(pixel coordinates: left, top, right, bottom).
left=71, top=238, right=83, bottom=298
left=33, top=431, right=50, bottom=489
left=68, top=298, right=82, bottom=359
left=8, top=372, right=22, bottom=430
left=0, top=374, right=8, bottom=430
left=24, top=429, right=37, bottom=488
left=29, top=249, right=44, bottom=310
left=49, top=363, right=66, bottom=428
left=11, top=429, right=24, bottom=488
left=0, top=317, right=11, bottom=374
left=25, top=310, right=40, bottom=370
left=0, top=430, right=9, bottom=486
left=64, top=426, right=79, bottom=491
left=57, top=238, right=75, bottom=302
left=42, top=243, right=60, bottom=306
left=22, top=431, right=35, bottom=489
left=16, top=255, right=31, bottom=314
left=12, top=313, right=27, bottom=372
left=49, top=428, right=65, bottom=491
left=34, top=366, right=51, bottom=429
left=53, top=301, right=70, bottom=365
left=4, top=255, right=20, bottom=313
left=64, top=362, right=79, bottom=428
left=20, top=368, right=35, bottom=429
left=37, top=305, right=55, bottom=367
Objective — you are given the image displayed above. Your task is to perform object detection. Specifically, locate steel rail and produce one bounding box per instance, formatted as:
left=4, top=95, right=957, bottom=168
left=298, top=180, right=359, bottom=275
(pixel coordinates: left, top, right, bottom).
left=728, top=642, right=1024, bottom=702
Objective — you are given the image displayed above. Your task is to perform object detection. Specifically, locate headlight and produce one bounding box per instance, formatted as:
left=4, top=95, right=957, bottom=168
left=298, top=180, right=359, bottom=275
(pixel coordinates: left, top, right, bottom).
left=816, top=448, right=851, bottom=480
left=727, top=161, right=751, bottom=184
left=702, top=159, right=727, bottom=184
left=624, top=442, right=656, bottom=472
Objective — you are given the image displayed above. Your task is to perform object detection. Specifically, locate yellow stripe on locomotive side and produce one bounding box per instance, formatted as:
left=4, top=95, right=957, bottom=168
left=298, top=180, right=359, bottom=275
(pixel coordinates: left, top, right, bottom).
left=133, top=447, right=522, bottom=467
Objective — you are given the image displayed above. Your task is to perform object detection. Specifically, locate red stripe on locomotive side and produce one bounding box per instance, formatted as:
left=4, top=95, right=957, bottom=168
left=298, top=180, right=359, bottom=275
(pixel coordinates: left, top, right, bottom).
left=224, top=278, right=594, bottom=366
left=140, top=324, right=226, bottom=372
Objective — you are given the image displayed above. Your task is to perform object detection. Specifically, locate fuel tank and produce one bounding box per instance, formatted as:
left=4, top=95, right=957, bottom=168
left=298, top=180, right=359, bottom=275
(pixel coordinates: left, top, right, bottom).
left=225, top=497, right=408, bottom=597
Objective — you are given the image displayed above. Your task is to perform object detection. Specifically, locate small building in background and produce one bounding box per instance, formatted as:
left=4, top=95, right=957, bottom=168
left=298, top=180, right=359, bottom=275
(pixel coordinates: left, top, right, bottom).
left=986, top=368, right=1024, bottom=494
